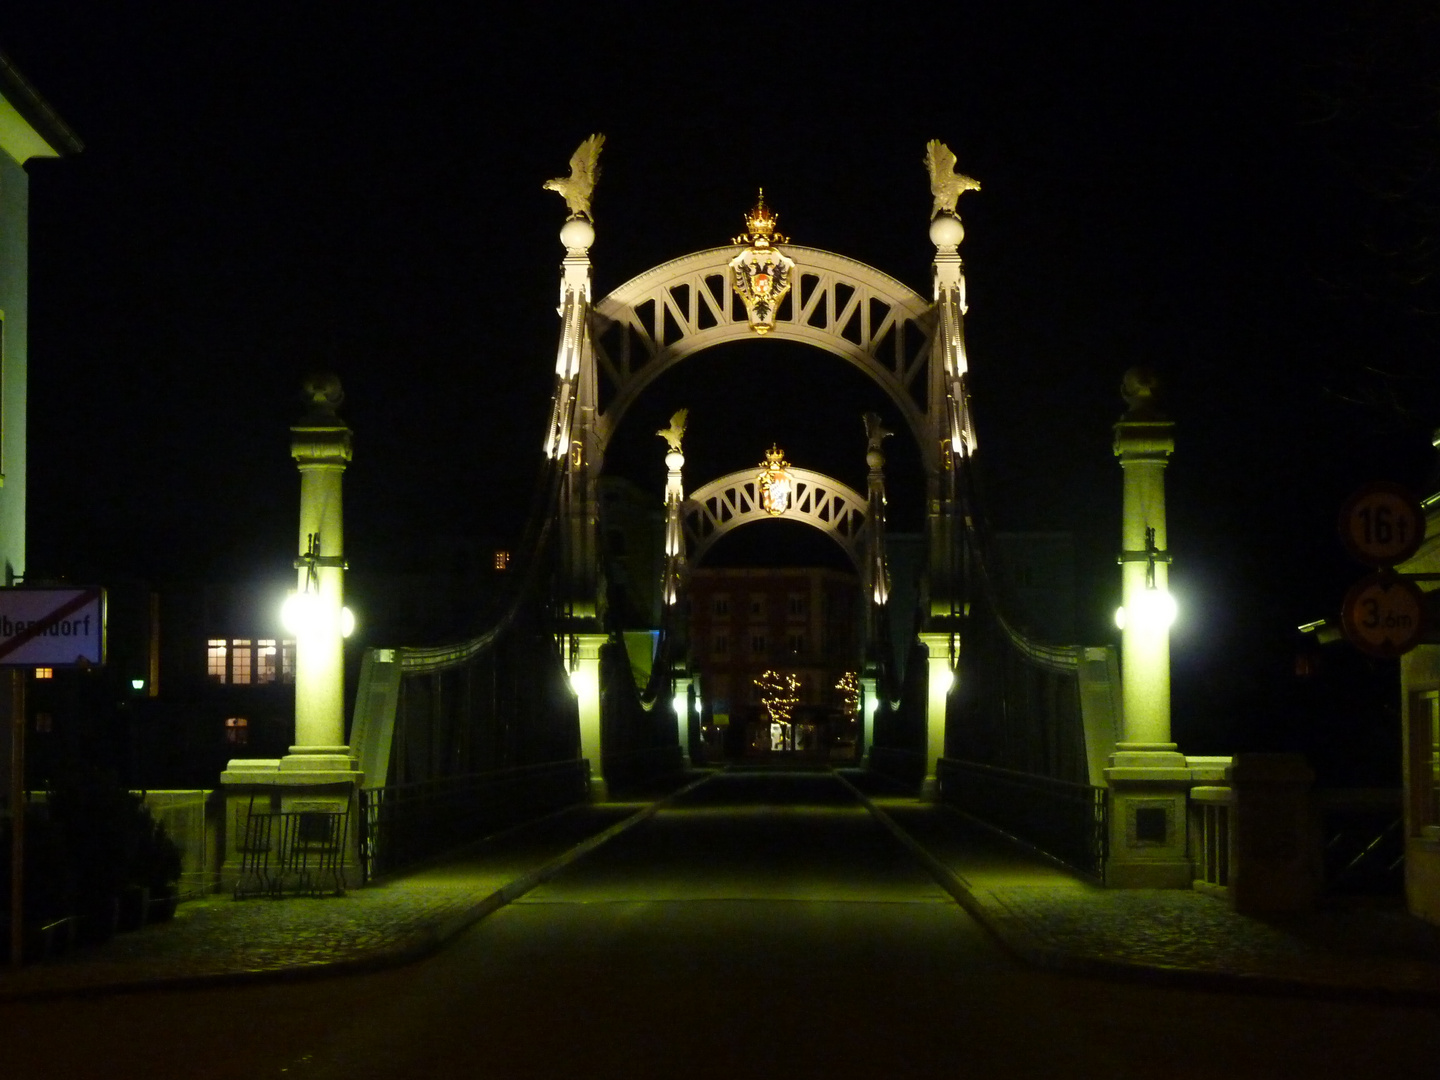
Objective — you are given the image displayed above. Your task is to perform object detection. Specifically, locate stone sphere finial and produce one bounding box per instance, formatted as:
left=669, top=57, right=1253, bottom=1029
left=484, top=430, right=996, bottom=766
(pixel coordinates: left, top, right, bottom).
left=560, top=216, right=595, bottom=254
left=302, top=372, right=344, bottom=416
left=1120, top=367, right=1162, bottom=419
left=929, top=213, right=965, bottom=250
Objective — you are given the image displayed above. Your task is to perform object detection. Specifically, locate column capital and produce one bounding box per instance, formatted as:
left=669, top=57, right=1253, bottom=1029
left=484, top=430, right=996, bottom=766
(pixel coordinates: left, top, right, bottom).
left=1112, top=418, right=1174, bottom=460
left=291, top=422, right=353, bottom=465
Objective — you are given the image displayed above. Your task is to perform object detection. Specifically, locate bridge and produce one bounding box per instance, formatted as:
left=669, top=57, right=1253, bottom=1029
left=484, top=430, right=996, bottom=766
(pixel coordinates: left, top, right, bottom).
left=226, top=139, right=1241, bottom=899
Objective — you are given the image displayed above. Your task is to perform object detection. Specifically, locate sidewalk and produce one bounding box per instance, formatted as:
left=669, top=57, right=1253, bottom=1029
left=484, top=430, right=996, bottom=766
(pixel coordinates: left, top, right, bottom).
left=849, top=780, right=1440, bottom=1006
left=0, top=799, right=653, bottom=1002
left=5, top=771, right=1440, bottom=1005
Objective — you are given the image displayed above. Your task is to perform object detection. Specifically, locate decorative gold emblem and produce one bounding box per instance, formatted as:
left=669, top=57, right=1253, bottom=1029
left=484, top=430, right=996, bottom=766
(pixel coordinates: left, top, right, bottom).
left=756, top=444, right=794, bottom=516
left=729, top=189, right=795, bottom=335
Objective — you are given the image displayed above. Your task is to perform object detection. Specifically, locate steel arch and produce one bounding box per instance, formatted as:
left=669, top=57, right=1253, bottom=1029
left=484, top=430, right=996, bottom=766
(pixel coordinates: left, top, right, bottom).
left=591, top=246, right=936, bottom=467
left=681, top=467, right=870, bottom=570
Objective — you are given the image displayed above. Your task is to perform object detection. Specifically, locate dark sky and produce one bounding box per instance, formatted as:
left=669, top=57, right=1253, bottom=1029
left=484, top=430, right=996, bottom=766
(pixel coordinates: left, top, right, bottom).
left=3, top=4, right=1436, bottom=766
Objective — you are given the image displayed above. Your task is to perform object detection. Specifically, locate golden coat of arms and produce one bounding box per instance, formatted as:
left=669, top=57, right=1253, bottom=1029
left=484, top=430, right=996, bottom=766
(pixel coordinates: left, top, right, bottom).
left=757, top=444, right=794, bottom=516
left=729, top=190, right=795, bottom=335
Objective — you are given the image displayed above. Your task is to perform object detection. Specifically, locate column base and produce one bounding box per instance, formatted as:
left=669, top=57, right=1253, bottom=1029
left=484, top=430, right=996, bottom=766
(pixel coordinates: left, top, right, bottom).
left=219, top=758, right=363, bottom=893
left=1105, top=752, right=1193, bottom=889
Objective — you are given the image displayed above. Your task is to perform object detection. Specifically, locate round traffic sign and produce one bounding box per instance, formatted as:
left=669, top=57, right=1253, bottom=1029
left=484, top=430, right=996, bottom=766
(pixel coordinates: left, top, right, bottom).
left=1338, top=482, right=1425, bottom=567
left=1340, top=571, right=1427, bottom=657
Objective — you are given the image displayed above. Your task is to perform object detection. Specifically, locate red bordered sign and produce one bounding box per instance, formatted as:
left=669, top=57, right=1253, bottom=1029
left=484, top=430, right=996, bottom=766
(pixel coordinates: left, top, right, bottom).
left=1338, top=481, right=1425, bottom=567
left=0, top=588, right=106, bottom=667
left=1340, top=572, right=1427, bottom=658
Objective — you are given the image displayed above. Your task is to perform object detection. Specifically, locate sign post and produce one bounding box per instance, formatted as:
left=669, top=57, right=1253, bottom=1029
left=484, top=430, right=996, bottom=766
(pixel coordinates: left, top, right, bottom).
left=1, top=587, right=105, bottom=966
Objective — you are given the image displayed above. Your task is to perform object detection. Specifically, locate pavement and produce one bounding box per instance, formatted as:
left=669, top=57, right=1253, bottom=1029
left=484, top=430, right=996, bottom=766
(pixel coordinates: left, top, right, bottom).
left=4, top=767, right=1440, bottom=1005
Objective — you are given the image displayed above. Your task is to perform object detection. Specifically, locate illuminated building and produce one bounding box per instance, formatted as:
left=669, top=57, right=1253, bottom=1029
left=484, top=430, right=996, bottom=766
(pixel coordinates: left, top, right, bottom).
left=687, top=566, right=862, bottom=759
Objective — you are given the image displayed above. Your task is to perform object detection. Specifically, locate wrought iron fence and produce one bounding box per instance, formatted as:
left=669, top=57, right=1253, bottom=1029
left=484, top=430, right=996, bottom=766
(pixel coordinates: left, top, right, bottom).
left=359, top=759, right=589, bottom=882
left=937, top=757, right=1108, bottom=880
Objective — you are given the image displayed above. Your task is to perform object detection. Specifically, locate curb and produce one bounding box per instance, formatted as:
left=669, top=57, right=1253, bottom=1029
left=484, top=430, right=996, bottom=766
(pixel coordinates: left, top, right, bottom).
left=837, top=772, right=1440, bottom=1008
left=0, top=772, right=717, bottom=1002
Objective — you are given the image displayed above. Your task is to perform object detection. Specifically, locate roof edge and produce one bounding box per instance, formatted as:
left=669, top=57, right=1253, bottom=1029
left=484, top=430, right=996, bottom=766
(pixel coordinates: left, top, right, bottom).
left=0, top=49, right=84, bottom=156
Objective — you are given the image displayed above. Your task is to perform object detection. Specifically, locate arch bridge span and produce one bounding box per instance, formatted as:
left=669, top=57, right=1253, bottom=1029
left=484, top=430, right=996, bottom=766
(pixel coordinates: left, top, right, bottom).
left=591, top=246, right=936, bottom=468
left=681, top=467, right=870, bottom=570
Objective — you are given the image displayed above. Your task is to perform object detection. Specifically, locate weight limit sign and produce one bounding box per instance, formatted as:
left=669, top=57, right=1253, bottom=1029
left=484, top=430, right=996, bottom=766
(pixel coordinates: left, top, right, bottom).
left=1338, top=482, right=1425, bottom=568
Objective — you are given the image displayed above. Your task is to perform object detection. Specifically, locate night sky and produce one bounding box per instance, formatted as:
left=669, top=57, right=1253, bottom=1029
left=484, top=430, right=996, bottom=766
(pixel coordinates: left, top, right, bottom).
left=3, top=4, right=1437, bottom=774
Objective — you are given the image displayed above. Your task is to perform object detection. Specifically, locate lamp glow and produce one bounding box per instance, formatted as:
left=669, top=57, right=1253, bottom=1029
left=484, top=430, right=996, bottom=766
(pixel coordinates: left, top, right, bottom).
left=1116, top=589, right=1177, bottom=631
left=673, top=691, right=687, bottom=716
left=568, top=665, right=597, bottom=698
left=282, top=592, right=356, bottom=638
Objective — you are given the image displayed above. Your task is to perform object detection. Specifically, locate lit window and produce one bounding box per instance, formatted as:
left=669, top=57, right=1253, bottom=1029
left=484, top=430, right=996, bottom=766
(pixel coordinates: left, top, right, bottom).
left=34, top=667, right=52, bottom=680
left=231, top=639, right=252, bottom=685
left=281, top=640, right=296, bottom=682
left=207, top=640, right=227, bottom=682
left=256, top=640, right=278, bottom=683
left=224, top=716, right=249, bottom=746
left=494, top=550, right=511, bottom=571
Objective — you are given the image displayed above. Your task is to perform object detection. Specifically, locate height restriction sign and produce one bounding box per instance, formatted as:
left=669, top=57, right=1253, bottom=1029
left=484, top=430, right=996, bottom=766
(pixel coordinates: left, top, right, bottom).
left=1340, top=572, right=1427, bottom=657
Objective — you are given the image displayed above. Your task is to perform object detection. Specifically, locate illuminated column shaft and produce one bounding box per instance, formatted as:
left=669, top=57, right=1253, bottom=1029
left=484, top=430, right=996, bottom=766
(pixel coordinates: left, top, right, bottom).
left=291, top=393, right=352, bottom=754
left=573, top=633, right=607, bottom=799
left=917, top=631, right=953, bottom=798
left=860, top=676, right=877, bottom=762
left=1114, top=412, right=1174, bottom=749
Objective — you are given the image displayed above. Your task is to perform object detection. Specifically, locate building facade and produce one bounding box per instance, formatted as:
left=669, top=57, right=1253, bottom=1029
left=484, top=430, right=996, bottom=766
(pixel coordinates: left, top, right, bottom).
left=688, top=566, right=862, bottom=759
left=0, top=53, right=80, bottom=584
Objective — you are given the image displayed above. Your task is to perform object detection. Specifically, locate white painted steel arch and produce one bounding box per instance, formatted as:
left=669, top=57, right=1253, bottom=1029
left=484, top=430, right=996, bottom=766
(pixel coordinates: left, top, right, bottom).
left=591, top=246, right=935, bottom=465
left=682, top=467, right=869, bottom=569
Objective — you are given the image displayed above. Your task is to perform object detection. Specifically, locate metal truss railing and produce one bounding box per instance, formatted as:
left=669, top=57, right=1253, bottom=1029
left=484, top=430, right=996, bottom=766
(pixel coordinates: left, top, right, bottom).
left=358, top=760, right=589, bottom=883
left=937, top=757, right=1108, bottom=881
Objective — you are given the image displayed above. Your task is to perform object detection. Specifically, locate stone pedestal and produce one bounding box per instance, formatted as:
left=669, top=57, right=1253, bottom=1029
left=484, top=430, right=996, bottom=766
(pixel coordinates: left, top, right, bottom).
left=219, top=755, right=363, bottom=893
left=1229, top=754, right=1320, bottom=914
left=1105, top=746, right=1193, bottom=888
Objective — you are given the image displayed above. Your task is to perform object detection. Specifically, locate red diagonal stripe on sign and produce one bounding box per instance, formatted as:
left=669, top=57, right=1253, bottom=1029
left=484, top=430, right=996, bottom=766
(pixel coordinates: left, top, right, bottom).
left=0, top=589, right=102, bottom=662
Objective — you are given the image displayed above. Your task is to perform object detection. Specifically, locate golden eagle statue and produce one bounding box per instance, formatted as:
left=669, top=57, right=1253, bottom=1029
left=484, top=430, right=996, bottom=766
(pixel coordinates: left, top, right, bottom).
left=543, top=134, right=606, bottom=221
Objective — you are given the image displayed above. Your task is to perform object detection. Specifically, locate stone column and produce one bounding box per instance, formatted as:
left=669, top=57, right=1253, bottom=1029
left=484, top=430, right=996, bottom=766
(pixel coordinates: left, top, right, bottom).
left=860, top=675, right=878, bottom=765
left=220, top=374, right=361, bottom=893
left=917, top=631, right=954, bottom=799
left=571, top=632, right=608, bottom=801
left=289, top=374, right=353, bottom=760
left=672, top=674, right=693, bottom=767
left=1105, top=369, right=1190, bottom=887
